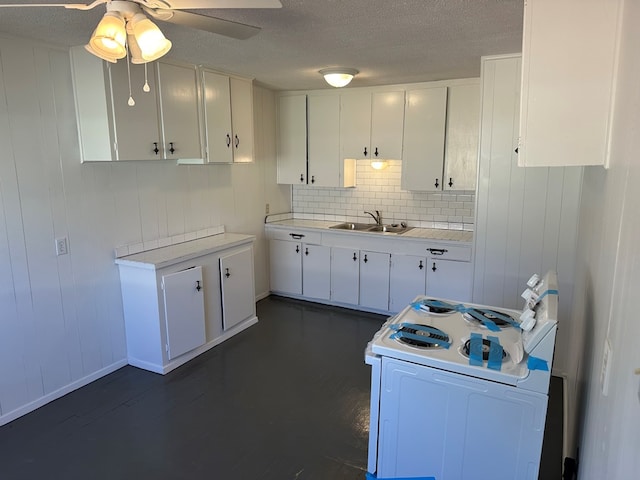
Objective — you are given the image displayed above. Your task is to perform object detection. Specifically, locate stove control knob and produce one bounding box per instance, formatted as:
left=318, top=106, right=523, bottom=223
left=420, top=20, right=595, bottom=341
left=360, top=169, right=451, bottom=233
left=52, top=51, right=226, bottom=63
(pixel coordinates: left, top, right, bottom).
left=520, top=309, right=537, bottom=331
left=527, top=273, right=541, bottom=288
left=521, top=288, right=539, bottom=306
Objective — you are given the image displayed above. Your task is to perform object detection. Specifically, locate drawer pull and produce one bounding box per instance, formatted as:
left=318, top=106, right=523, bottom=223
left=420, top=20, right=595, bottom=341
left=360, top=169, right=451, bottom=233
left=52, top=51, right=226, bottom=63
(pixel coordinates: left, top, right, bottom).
left=290, top=233, right=305, bottom=239
left=427, top=248, right=448, bottom=255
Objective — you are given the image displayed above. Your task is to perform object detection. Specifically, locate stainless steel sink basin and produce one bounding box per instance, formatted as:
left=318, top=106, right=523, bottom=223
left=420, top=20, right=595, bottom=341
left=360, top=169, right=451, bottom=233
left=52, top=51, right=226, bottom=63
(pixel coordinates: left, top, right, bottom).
left=329, top=222, right=376, bottom=231
left=329, top=222, right=413, bottom=234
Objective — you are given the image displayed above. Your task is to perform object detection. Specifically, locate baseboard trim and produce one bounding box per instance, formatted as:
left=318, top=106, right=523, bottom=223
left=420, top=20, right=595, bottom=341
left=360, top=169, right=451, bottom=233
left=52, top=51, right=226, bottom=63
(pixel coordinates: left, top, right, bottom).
left=0, top=359, right=128, bottom=427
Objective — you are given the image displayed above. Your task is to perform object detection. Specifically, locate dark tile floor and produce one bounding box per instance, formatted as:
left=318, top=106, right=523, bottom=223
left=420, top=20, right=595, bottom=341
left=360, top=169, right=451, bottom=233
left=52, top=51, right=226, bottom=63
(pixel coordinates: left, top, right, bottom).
left=0, top=296, right=563, bottom=479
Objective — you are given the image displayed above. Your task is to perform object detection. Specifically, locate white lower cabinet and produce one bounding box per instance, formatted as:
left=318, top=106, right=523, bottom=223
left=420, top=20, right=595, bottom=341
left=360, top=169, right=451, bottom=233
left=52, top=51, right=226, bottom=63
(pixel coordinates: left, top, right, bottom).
left=269, top=238, right=303, bottom=295
left=302, top=244, right=331, bottom=300
left=426, top=257, right=472, bottom=302
left=116, top=235, right=257, bottom=374
left=359, top=251, right=391, bottom=311
left=330, top=247, right=360, bottom=305
left=389, top=254, right=427, bottom=312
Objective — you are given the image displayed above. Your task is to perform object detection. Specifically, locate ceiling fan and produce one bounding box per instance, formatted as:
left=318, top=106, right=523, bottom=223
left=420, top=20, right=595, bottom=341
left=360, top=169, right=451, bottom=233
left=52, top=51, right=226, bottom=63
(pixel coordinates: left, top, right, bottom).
left=0, top=0, right=282, bottom=62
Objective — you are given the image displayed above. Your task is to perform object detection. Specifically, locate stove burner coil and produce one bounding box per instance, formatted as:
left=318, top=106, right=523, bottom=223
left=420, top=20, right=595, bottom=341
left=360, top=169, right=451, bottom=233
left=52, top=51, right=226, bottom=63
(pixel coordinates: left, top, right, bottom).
left=462, top=338, right=507, bottom=362
left=413, top=299, right=456, bottom=315
left=391, top=323, right=450, bottom=349
left=463, top=308, right=518, bottom=329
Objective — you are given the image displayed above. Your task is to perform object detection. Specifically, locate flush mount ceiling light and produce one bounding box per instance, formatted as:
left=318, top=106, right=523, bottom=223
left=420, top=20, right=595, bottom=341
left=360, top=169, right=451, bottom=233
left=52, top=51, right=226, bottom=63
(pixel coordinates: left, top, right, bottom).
left=371, top=160, right=389, bottom=170
left=319, top=67, right=359, bottom=88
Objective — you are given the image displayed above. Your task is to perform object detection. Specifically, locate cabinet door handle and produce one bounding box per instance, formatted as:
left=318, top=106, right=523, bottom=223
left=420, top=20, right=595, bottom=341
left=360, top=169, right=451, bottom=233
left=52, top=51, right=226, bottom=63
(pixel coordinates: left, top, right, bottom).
left=419, top=260, right=424, bottom=270
left=196, top=280, right=202, bottom=291
left=226, top=134, right=231, bottom=148
left=363, top=254, right=368, bottom=263
left=169, top=142, right=175, bottom=154
left=295, top=245, right=300, bottom=253
left=363, top=147, right=368, bottom=157
left=434, top=178, right=439, bottom=188
left=515, top=147, right=519, bottom=154
left=235, top=134, right=239, bottom=148
left=352, top=253, right=357, bottom=261
left=153, top=142, right=159, bottom=155
left=448, top=177, right=453, bottom=187
left=432, top=262, right=437, bottom=272
left=311, top=175, right=315, bottom=184
left=300, top=174, right=305, bottom=182
left=225, top=268, right=230, bottom=278
left=427, top=248, right=448, bottom=255
left=289, top=233, right=305, bottom=239
left=374, top=147, right=379, bottom=157
left=305, top=248, right=309, bottom=256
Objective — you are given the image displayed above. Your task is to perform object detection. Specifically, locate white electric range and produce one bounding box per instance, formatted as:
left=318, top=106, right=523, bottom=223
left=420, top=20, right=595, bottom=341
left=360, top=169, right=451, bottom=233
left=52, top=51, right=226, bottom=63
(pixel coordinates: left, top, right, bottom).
left=365, top=271, right=559, bottom=480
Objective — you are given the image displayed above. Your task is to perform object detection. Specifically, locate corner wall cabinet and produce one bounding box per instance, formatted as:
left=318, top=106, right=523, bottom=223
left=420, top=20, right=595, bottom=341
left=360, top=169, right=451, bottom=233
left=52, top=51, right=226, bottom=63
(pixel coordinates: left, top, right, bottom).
left=116, top=234, right=257, bottom=374
left=518, top=0, right=621, bottom=167
left=200, top=69, right=254, bottom=164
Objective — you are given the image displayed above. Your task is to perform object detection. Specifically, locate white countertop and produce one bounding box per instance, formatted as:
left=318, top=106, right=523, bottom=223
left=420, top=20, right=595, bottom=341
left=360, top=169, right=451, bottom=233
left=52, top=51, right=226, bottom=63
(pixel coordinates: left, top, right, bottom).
left=265, top=219, right=473, bottom=243
left=115, top=233, right=255, bottom=270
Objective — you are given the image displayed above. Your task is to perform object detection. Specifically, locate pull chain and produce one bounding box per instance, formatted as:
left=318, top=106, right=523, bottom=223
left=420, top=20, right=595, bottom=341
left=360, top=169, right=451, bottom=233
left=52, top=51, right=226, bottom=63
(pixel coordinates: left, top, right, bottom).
left=126, top=44, right=135, bottom=107
left=143, top=62, right=150, bottom=93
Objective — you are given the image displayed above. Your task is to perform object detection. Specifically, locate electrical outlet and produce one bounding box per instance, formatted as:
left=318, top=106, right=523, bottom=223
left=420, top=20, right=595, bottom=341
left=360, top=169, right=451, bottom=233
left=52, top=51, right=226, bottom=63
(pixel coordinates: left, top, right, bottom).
left=601, top=338, right=612, bottom=396
left=55, top=237, right=68, bottom=256
left=265, top=203, right=270, bottom=214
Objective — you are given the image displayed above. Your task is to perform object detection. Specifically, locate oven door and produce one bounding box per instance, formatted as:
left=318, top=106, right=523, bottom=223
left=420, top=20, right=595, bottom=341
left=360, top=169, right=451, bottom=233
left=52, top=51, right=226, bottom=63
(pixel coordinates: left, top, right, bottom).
left=376, top=357, right=548, bottom=480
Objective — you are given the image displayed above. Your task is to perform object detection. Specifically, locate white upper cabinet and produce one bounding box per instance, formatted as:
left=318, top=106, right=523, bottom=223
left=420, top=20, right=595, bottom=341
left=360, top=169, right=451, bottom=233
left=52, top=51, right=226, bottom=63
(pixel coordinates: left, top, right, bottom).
left=200, top=70, right=254, bottom=164
left=308, top=94, right=355, bottom=187
left=340, top=90, right=405, bottom=160
left=401, top=86, right=448, bottom=192
left=401, top=80, right=480, bottom=192
left=518, top=0, right=622, bottom=167
left=444, top=82, right=481, bottom=190
left=277, top=94, right=307, bottom=184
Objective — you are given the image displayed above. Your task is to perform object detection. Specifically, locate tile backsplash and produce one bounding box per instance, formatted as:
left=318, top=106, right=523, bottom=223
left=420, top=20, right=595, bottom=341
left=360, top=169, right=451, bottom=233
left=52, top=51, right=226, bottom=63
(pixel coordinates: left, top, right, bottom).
left=292, top=160, right=475, bottom=230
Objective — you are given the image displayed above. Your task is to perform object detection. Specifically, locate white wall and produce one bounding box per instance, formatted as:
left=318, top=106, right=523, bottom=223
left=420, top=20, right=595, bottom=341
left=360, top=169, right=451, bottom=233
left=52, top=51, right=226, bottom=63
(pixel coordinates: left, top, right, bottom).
left=569, top=0, right=640, bottom=477
left=0, top=36, right=289, bottom=425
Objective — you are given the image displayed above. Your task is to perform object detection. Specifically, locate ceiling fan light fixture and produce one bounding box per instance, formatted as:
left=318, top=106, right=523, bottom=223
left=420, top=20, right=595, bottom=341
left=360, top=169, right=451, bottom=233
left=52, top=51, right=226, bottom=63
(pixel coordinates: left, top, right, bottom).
left=126, top=32, right=146, bottom=64
left=319, top=67, right=359, bottom=88
left=89, top=11, right=127, bottom=60
left=130, top=13, right=172, bottom=62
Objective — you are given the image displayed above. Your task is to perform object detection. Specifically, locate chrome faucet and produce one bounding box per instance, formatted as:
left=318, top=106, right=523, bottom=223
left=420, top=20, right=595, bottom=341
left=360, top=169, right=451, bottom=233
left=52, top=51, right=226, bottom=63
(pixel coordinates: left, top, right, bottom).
left=364, top=210, right=382, bottom=225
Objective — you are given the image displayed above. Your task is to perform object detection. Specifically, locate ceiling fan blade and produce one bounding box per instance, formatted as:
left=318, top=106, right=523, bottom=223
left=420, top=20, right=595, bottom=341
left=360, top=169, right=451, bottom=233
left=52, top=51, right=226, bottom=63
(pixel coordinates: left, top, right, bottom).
left=158, top=9, right=261, bottom=40
left=160, top=0, right=281, bottom=9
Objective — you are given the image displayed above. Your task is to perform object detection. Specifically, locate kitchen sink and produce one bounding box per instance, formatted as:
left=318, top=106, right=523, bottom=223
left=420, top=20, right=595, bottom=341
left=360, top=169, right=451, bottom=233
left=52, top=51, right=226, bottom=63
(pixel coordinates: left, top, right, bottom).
left=329, top=222, right=413, bottom=234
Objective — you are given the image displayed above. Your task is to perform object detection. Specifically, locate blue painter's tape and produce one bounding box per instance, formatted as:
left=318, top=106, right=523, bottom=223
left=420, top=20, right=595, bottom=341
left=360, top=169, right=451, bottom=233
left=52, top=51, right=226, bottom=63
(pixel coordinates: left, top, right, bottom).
left=366, top=473, right=436, bottom=480
left=537, top=289, right=559, bottom=301
left=390, top=330, right=451, bottom=349
left=461, top=308, right=500, bottom=331
left=486, top=335, right=503, bottom=371
left=469, top=332, right=483, bottom=366
left=527, top=355, right=549, bottom=371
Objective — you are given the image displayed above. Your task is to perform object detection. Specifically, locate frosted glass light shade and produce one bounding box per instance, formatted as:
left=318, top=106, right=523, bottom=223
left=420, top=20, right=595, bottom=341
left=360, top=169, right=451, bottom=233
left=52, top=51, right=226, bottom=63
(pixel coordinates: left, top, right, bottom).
left=89, top=12, right=127, bottom=60
left=371, top=160, right=388, bottom=170
left=319, top=68, right=359, bottom=88
left=130, top=13, right=172, bottom=62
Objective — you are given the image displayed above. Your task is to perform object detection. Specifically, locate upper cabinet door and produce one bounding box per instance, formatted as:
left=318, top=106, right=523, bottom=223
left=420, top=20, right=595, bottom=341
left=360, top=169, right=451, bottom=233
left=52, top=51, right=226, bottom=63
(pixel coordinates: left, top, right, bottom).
left=157, top=62, right=202, bottom=161
left=401, top=86, right=447, bottom=192
left=229, top=77, right=254, bottom=163
left=444, top=82, right=480, bottom=190
left=371, top=90, right=405, bottom=160
left=277, top=94, right=307, bottom=184
left=202, top=70, right=234, bottom=164
left=108, top=60, right=161, bottom=161
left=340, top=91, right=372, bottom=159
left=519, top=0, right=621, bottom=167
left=308, top=95, right=341, bottom=187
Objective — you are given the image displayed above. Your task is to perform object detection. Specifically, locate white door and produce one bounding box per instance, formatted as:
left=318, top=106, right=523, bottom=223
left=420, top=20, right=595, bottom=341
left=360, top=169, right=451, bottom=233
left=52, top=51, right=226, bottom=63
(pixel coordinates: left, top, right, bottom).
left=163, top=266, right=206, bottom=360
left=389, top=254, right=427, bottom=312
left=308, top=95, right=340, bottom=187
left=444, top=82, right=481, bottom=191
left=359, top=251, right=390, bottom=311
left=202, top=70, right=233, bottom=164
left=330, top=247, right=360, bottom=305
left=220, top=247, right=256, bottom=330
left=340, top=91, right=372, bottom=159
left=426, top=258, right=472, bottom=302
left=277, top=95, right=307, bottom=184
left=108, top=60, right=161, bottom=160
left=302, top=244, right=331, bottom=300
left=401, top=86, right=448, bottom=191
left=157, top=62, right=201, bottom=160
left=371, top=90, right=405, bottom=160
left=269, top=239, right=302, bottom=295
left=230, top=77, right=254, bottom=163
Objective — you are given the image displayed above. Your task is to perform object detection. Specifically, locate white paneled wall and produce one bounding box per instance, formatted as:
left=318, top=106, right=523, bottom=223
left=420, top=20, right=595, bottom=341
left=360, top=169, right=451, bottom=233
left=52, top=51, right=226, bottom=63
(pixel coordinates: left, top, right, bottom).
left=473, top=54, right=582, bottom=377
left=0, top=37, right=288, bottom=425
left=292, top=159, right=475, bottom=230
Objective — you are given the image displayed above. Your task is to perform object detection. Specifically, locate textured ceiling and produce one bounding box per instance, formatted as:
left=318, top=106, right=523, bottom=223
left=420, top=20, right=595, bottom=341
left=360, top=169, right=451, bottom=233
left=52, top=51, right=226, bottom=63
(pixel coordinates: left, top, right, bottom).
left=0, top=0, right=524, bottom=90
